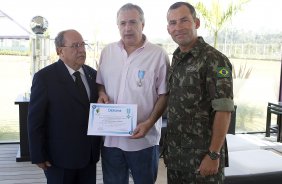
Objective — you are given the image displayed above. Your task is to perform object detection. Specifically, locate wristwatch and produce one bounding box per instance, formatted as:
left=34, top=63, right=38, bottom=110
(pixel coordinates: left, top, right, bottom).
left=208, top=151, right=221, bottom=160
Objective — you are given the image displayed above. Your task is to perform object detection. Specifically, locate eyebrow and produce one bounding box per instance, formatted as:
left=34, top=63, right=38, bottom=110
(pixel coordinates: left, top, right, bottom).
left=119, top=19, right=138, bottom=22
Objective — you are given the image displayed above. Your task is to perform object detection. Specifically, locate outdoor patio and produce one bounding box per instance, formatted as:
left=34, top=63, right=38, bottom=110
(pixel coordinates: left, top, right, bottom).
left=1, top=133, right=282, bottom=184
left=0, top=143, right=168, bottom=184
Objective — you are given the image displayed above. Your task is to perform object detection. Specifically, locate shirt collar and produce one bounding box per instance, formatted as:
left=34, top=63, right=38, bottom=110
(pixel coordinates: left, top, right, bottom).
left=173, top=36, right=206, bottom=59
left=64, top=63, right=85, bottom=76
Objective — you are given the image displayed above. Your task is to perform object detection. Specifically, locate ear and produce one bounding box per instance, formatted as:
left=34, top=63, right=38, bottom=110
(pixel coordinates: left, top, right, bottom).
left=195, top=18, right=200, bottom=29
left=141, top=22, right=145, bottom=30
left=56, top=48, right=62, bottom=55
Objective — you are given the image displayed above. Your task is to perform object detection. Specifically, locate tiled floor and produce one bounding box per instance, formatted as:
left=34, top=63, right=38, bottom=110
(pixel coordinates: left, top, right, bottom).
left=0, top=144, right=166, bottom=184
left=1, top=133, right=281, bottom=184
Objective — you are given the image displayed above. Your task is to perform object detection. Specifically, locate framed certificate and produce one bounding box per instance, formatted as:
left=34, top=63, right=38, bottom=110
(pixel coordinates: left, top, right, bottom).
left=87, top=103, right=137, bottom=136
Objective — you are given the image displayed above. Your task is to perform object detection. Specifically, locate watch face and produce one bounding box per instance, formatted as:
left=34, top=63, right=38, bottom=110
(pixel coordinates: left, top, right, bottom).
left=208, top=151, right=220, bottom=160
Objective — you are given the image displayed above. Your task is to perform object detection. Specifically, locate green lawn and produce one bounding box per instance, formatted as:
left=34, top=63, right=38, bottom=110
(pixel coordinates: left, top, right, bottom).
left=0, top=131, right=19, bottom=142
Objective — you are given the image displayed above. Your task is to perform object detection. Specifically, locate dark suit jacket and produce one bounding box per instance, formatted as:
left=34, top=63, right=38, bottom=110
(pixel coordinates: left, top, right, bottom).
left=27, top=59, right=101, bottom=169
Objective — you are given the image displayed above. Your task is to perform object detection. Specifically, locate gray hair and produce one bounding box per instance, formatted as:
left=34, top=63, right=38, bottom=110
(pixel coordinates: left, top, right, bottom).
left=117, top=3, right=145, bottom=24
left=168, top=2, right=197, bottom=19
left=54, top=30, right=67, bottom=48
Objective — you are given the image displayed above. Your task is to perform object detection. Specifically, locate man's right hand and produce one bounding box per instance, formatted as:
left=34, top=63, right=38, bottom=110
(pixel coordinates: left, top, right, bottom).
left=97, top=84, right=110, bottom=103
left=37, top=161, right=51, bottom=170
left=97, top=93, right=109, bottom=103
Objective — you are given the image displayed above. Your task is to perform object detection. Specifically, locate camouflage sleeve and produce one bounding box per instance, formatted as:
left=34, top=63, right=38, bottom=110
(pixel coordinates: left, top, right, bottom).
left=206, top=51, right=234, bottom=112
left=212, top=98, right=234, bottom=111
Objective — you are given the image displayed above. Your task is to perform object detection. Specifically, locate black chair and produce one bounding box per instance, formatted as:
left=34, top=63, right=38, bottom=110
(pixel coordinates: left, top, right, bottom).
left=265, top=102, right=282, bottom=142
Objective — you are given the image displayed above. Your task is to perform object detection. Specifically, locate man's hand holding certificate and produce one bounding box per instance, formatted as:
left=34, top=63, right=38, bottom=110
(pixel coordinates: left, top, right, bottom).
left=87, top=103, right=137, bottom=136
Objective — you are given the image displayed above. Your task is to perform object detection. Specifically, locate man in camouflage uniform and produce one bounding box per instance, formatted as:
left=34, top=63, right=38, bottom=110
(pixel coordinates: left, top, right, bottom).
left=164, top=2, right=234, bottom=183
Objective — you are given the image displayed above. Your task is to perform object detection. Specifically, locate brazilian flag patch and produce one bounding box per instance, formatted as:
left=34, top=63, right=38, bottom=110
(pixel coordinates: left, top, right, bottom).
left=217, top=67, right=230, bottom=78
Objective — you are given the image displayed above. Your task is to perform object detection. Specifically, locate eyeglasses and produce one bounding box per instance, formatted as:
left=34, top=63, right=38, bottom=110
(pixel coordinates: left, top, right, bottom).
left=62, top=42, right=88, bottom=49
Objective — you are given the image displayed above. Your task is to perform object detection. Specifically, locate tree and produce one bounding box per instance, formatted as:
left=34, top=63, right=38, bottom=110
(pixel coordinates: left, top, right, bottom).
left=193, top=0, right=250, bottom=48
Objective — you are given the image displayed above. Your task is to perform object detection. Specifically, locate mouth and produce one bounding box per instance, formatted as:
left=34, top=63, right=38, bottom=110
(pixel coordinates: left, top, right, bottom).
left=78, top=55, right=86, bottom=59
left=124, top=34, right=134, bottom=38
left=175, top=32, right=186, bottom=37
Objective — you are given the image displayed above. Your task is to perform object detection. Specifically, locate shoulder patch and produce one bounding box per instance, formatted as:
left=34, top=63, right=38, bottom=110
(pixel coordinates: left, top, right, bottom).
left=217, top=67, right=231, bottom=78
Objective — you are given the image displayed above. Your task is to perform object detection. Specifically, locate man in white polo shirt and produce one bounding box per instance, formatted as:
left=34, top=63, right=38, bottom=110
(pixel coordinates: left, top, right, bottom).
left=96, top=3, right=169, bottom=184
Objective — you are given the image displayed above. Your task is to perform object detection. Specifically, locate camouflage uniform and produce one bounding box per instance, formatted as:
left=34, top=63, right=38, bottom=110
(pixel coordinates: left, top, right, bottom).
left=164, top=37, right=234, bottom=184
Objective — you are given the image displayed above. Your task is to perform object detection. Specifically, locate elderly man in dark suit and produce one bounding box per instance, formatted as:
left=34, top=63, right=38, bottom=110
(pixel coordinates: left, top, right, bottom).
left=27, top=29, right=101, bottom=184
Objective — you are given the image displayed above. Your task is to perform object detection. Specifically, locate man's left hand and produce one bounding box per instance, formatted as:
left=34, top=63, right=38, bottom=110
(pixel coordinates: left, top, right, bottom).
left=197, top=154, right=219, bottom=176
left=130, top=121, right=152, bottom=139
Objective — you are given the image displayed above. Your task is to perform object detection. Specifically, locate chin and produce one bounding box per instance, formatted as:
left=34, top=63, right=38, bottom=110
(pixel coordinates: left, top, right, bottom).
left=77, top=59, right=85, bottom=65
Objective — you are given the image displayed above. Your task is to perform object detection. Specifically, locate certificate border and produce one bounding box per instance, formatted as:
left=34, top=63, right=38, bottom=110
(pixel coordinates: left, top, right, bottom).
left=88, top=103, right=136, bottom=136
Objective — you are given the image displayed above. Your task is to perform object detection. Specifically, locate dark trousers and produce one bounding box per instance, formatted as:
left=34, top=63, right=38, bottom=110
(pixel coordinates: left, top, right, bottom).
left=44, top=163, right=97, bottom=184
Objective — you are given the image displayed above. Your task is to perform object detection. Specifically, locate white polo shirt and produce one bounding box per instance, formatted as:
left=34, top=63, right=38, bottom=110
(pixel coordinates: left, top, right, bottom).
left=96, top=37, right=169, bottom=151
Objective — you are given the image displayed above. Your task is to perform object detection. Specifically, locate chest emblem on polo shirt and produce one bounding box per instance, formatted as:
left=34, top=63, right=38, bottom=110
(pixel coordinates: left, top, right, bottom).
left=137, top=70, right=145, bottom=87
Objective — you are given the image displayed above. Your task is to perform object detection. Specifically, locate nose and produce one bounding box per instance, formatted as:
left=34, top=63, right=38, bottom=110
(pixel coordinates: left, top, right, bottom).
left=174, top=21, right=183, bottom=30
left=124, top=23, right=132, bottom=31
left=77, top=46, right=86, bottom=53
